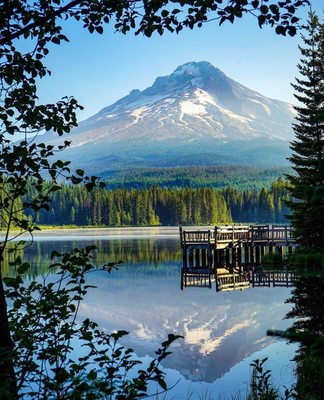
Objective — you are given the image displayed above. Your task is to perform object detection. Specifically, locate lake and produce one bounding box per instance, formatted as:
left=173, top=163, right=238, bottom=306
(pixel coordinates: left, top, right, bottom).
left=17, top=227, right=298, bottom=399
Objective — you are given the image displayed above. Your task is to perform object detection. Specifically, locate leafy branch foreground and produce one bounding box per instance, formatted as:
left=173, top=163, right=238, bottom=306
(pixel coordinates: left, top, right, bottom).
left=2, top=245, right=181, bottom=399
left=248, top=358, right=296, bottom=400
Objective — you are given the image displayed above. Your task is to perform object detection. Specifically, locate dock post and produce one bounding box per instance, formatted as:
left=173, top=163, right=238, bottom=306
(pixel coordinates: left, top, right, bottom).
left=288, top=246, right=293, bottom=257
left=269, top=243, right=274, bottom=255
left=225, top=246, right=231, bottom=269
left=255, top=246, right=261, bottom=266
left=242, top=243, right=248, bottom=267
left=220, top=249, right=225, bottom=268
left=195, top=248, right=200, bottom=268
left=232, top=245, right=237, bottom=269
left=181, top=267, right=184, bottom=290
left=202, top=248, right=208, bottom=269
left=250, top=243, right=255, bottom=267
left=237, top=245, right=242, bottom=272
left=183, top=247, right=187, bottom=269
left=277, top=246, right=284, bottom=263
left=189, top=248, right=193, bottom=268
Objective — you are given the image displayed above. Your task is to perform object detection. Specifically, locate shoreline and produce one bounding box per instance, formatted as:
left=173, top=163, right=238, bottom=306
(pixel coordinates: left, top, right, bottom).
left=0, top=226, right=185, bottom=241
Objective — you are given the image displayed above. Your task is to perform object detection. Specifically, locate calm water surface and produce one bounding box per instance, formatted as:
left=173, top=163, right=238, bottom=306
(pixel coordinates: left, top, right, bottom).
left=21, top=227, right=298, bottom=399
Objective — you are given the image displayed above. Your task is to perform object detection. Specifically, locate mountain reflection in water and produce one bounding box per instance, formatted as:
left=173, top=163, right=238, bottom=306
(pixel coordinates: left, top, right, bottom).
left=21, top=229, right=297, bottom=398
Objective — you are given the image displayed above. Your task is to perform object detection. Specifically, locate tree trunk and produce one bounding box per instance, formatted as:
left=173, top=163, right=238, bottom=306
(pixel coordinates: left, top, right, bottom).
left=0, top=270, right=18, bottom=400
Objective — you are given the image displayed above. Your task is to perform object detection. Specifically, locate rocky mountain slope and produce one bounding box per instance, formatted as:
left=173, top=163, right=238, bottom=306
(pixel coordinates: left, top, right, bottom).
left=49, top=61, right=296, bottom=173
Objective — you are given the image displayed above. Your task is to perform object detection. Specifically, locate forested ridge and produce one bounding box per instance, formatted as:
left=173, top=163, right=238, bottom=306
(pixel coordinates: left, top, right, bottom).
left=101, top=165, right=291, bottom=191
left=23, top=177, right=291, bottom=226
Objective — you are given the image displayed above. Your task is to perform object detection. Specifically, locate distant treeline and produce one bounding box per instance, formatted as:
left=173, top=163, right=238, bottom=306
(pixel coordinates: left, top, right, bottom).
left=27, top=178, right=290, bottom=226
left=34, top=186, right=231, bottom=226
left=222, top=178, right=291, bottom=223
left=101, top=165, right=291, bottom=191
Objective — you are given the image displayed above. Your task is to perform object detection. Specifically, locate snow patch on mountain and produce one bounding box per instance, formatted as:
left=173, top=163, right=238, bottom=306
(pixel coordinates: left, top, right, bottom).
left=129, top=106, right=149, bottom=123
left=180, top=101, right=208, bottom=117
left=49, top=61, right=295, bottom=170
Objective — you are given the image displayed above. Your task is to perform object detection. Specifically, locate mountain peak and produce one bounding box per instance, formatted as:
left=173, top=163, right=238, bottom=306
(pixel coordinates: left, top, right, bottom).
left=59, top=61, right=295, bottom=173
left=173, top=61, right=223, bottom=78
left=145, top=61, right=228, bottom=95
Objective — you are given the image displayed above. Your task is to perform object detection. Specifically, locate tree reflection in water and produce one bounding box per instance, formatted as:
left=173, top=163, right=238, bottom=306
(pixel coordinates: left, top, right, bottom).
left=285, top=276, right=324, bottom=399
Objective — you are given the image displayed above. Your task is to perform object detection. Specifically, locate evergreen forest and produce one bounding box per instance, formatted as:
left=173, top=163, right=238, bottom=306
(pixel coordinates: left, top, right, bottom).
left=23, top=177, right=291, bottom=227
left=101, top=165, right=290, bottom=191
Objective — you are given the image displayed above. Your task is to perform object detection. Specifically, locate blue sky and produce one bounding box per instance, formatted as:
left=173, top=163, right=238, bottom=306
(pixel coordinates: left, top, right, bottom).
left=36, top=1, right=323, bottom=121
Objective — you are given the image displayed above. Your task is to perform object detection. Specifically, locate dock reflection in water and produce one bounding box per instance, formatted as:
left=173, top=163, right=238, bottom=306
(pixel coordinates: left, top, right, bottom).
left=182, top=268, right=298, bottom=291
left=22, top=231, right=297, bottom=399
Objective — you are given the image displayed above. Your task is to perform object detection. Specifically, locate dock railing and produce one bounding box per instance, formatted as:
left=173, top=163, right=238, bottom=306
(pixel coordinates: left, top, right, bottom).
left=215, top=225, right=250, bottom=246
left=180, top=224, right=296, bottom=249
left=179, top=227, right=213, bottom=248
left=251, top=270, right=298, bottom=288
left=250, top=225, right=295, bottom=245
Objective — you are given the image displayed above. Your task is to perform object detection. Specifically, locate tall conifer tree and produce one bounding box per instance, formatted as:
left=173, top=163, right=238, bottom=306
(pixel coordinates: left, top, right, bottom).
left=286, top=12, right=324, bottom=251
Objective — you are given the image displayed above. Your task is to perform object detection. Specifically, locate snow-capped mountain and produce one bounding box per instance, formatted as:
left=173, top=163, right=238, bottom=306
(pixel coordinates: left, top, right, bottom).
left=53, top=61, right=296, bottom=172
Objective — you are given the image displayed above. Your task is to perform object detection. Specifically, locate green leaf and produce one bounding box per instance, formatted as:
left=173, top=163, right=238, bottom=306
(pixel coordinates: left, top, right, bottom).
left=18, top=262, right=31, bottom=274
left=157, top=377, right=167, bottom=391
left=87, top=370, right=97, bottom=380
left=51, top=250, right=61, bottom=259
left=3, top=277, right=17, bottom=286
left=95, top=26, right=104, bottom=34
left=161, top=9, right=169, bottom=17
left=76, top=169, right=85, bottom=176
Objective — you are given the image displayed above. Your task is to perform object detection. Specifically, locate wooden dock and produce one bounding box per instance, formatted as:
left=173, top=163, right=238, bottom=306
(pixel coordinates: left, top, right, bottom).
left=180, top=224, right=296, bottom=249
left=180, top=225, right=297, bottom=290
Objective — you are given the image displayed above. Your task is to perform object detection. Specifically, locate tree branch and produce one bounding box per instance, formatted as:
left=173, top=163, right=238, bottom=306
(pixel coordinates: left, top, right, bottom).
left=0, top=0, right=83, bottom=46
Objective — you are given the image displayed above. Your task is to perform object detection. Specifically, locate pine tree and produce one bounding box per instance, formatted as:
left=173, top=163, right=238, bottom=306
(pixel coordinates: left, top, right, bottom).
left=286, top=12, right=324, bottom=252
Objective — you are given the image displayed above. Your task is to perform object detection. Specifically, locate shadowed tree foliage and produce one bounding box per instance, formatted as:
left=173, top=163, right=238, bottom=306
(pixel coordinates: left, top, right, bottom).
left=286, top=276, right=324, bottom=336
left=283, top=14, right=324, bottom=398
left=0, top=0, right=310, bottom=50
left=286, top=12, right=324, bottom=252
left=285, top=276, right=324, bottom=399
